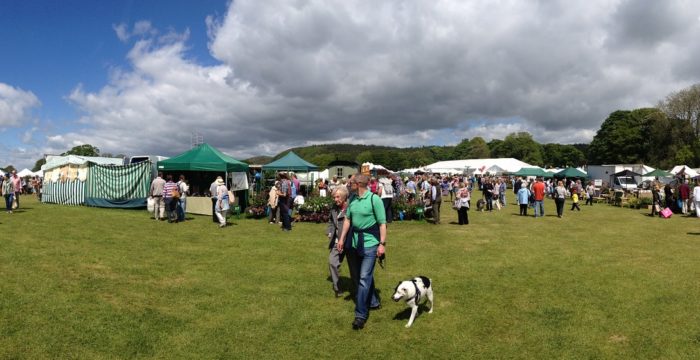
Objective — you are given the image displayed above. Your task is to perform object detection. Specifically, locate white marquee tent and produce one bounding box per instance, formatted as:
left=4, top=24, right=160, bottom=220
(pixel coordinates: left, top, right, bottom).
left=423, top=158, right=534, bottom=174
left=670, top=165, right=699, bottom=178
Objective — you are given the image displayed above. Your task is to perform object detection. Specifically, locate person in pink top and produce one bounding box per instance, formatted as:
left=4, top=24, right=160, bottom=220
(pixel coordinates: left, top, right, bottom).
left=10, top=170, right=21, bottom=209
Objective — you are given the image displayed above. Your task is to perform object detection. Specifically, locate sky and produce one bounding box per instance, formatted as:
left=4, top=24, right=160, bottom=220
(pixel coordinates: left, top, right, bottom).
left=1, top=0, right=700, bottom=170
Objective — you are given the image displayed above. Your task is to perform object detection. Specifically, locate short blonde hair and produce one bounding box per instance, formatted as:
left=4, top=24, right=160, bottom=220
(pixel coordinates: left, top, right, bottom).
left=333, top=186, right=349, bottom=200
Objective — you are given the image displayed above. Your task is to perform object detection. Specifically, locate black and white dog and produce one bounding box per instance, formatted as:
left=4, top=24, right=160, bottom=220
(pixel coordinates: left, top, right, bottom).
left=392, top=276, right=434, bottom=328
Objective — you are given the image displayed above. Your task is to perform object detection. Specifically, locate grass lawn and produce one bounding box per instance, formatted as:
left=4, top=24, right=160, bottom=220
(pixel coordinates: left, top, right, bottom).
left=1, top=195, right=699, bottom=359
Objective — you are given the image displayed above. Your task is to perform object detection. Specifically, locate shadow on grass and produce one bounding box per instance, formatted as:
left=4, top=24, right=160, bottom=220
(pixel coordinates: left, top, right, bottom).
left=688, top=233, right=700, bottom=235
left=392, top=305, right=431, bottom=322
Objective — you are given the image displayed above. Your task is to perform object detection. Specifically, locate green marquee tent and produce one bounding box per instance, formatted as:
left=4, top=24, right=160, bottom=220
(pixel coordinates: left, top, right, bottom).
left=157, top=143, right=249, bottom=172
left=644, top=168, right=672, bottom=178
left=262, top=151, right=318, bottom=172
left=512, top=167, right=550, bottom=177
left=554, top=167, right=588, bottom=178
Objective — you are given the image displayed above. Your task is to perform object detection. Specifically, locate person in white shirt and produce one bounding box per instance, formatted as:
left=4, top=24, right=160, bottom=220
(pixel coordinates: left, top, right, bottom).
left=693, top=179, right=700, bottom=218
left=378, top=177, right=394, bottom=223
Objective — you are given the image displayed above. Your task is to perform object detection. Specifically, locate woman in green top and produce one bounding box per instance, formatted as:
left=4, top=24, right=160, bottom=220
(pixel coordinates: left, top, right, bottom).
left=337, top=174, right=387, bottom=330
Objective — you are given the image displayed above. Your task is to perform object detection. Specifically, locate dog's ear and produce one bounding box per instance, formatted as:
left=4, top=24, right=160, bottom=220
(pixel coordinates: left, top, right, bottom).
left=394, top=281, right=403, bottom=294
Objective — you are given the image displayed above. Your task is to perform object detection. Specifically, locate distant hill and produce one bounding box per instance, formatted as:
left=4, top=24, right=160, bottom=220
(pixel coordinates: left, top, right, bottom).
left=243, top=156, right=274, bottom=165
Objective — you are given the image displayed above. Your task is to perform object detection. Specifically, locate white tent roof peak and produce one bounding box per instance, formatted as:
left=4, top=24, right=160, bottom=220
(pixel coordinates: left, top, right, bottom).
left=424, top=158, right=534, bottom=174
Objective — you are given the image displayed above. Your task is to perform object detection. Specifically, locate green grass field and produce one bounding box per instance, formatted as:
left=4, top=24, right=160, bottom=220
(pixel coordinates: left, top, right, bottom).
left=1, top=196, right=699, bottom=359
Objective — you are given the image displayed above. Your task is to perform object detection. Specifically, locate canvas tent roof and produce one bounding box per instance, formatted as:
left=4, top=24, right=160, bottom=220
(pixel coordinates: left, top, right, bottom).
left=644, top=168, right=672, bottom=178
left=157, top=143, right=249, bottom=172
left=42, top=155, right=123, bottom=171
left=670, top=165, right=699, bottom=178
left=554, top=167, right=588, bottom=178
left=262, top=151, right=319, bottom=171
left=424, top=158, right=534, bottom=174
left=17, top=168, right=34, bottom=177
left=614, top=169, right=641, bottom=177
left=512, top=167, right=550, bottom=177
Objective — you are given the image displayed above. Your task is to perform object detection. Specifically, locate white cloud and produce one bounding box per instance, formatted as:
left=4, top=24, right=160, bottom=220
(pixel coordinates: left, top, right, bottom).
left=0, top=83, right=41, bottom=127
left=45, top=0, right=700, bottom=164
left=113, top=20, right=158, bottom=43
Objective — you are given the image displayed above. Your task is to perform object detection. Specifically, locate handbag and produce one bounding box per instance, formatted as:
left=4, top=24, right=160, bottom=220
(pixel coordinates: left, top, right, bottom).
left=171, top=188, right=180, bottom=199
left=146, top=197, right=155, bottom=213
left=228, top=190, right=236, bottom=205
left=452, top=199, right=460, bottom=210
left=12, top=196, right=18, bottom=210
left=660, top=207, right=673, bottom=218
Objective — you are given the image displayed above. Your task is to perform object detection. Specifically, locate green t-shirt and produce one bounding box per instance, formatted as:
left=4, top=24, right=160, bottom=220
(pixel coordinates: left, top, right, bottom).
left=346, top=191, right=386, bottom=248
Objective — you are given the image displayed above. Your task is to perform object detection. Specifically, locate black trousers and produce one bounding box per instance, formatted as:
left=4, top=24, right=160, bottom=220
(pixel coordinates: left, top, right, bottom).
left=211, top=198, right=218, bottom=223
left=457, top=206, right=469, bottom=224
left=279, top=197, right=292, bottom=230
left=555, top=198, right=565, bottom=217
left=519, top=204, right=528, bottom=216
left=571, top=202, right=581, bottom=211
left=382, top=197, right=393, bottom=223
left=485, top=195, right=493, bottom=211
left=585, top=195, right=593, bottom=206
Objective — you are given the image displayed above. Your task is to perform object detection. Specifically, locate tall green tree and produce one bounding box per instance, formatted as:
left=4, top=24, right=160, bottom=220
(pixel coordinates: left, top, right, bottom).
left=452, top=138, right=471, bottom=159
left=588, top=110, right=647, bottom=164
left=495, top=132, right=544, bottom=166
left=467, top=137, right=491, bottom=158
left=543, top=144, right=585, bottom=168
left=32, top=158, right=46, bottom=172
left=61, top=144, right=100, bottom=157
left=658, top=83, right=700, bottom=137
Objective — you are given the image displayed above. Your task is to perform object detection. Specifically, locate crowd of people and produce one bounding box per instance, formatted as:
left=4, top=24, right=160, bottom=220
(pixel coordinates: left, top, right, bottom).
left=0, top=170, right=43, bottom=213
left=149, top=172, right=191, bottom=224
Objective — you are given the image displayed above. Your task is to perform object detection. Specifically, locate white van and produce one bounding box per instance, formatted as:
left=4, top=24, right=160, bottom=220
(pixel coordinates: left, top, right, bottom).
left=613, top=176, right=638, bottom=191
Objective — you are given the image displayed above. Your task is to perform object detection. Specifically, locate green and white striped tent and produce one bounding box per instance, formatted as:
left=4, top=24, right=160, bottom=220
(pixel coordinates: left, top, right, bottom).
left=41, top=155, right=151, bottom=208
left=85, top=162, right=152, bottom=208
left=42, top=179, right=86, bottom=206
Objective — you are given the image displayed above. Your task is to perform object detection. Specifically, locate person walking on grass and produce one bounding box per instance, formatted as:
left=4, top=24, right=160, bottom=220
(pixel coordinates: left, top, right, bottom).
left=149, top=172, right=165, bottom=220
left=163, top=175, right=179, bottom=223
left=209, top=177, right=221, bottom=223
left=570, top=192, right=581, bottom=212
left=651, top=183, right=662, bottom=217
left=517, top=182, right=531, bottom=216
left=277, top=172, right=293, bottom=232
left=268, top=181, right=280, bottom=224
left=378, top=177, right=394, bottom=223
left=693, top=180, right=700, bottom=218
left=327, top=186, right=350, bottom=298
left=2, top=174, right=14, bottom=214
left=214, top=177, right=230, bottom=228
left=430, top=178, right=442, bottom=224
left=554, top=180, right=570, bottom=218
left=679, top=179, right=690, bottom=215
left=585, top=181, right=595, bottom=206
left=532, top=177, right=545, bottom=218
left=337, top=174, right=386, bottom=330
left=456, top=182, right=470, bottom=225
left=176, top=175, right=189, bottom=222
left=10, top=170, right=21, bottom=209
